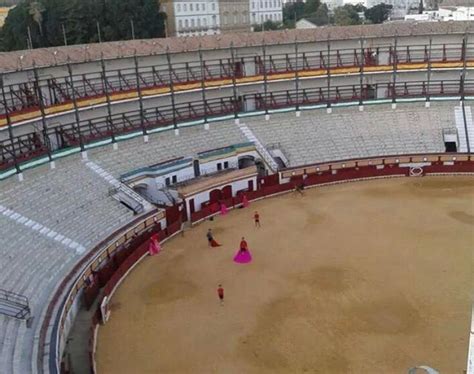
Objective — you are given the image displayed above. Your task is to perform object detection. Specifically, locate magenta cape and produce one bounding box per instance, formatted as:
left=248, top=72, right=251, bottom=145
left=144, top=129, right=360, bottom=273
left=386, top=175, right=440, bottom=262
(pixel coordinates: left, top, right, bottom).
left=148, top=238, right=161, bottom=256
left=233, top=249, right=252, bottom=264
left=220, top=203, right=229, bottom=215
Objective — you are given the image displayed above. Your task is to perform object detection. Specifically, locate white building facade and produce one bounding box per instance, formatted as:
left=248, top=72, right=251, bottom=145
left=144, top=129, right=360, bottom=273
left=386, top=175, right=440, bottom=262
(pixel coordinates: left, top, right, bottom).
left=163, top=0, right=285, bottom=37
left=250, top=0, right=284, bottom=25
left=438, top=5, right=474, bottom=20
left=162, top=0, right=221, bottom=37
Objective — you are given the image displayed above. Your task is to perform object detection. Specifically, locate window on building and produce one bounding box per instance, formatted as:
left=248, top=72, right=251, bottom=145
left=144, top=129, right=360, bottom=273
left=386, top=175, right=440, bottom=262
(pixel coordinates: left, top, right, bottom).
left=212, top=15, right=216, bottom=25
left=190, top=3, right=193, bottom=11
left=252, top=1, right=255, bottom=9
left=224, top=161, right=229, bottom=169
left=185, top=19, right=189, bottom=28
left=184, top=4, right=187, bottom=11
left=252, top=13, right=256, bottom=22
left=203, top=17, right=207, bottom=26
left=177, top=4, right=181, bottom=12
left=191, top=19, right=195, bottom=28
left=165, top=177, right=170, bottom=186
left=212, top=2, right=215, bottom=11
left=197, top=18, right=201, bottom=27
left=172, top=175, right=177, bottom=184
left=178, top=19, right=183, bottom=30
left=234, top=14, right=238, bottom=24
left=217, top=163, right=222, bottom=171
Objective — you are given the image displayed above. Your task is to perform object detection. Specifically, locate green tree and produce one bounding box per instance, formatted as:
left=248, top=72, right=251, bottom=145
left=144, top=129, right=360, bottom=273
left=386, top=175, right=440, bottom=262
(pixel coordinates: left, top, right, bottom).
left=253, top=20, right=282, bottom=32
left=283, top=0, right=330, bottom=28
left=282, top=0, right=305, bottom=28
left=334, top=4, right=361, bottom=26
left=304, top=0, right=321, bottom=14
left=418, top=0, right=424, bottom=13
left=364, top=3, right=392, bottom=24
left=1, top=1, right=35, bottom=50
left=0, top=0, right=166, bottom=51
left=308, top=3, right=329, bottom=26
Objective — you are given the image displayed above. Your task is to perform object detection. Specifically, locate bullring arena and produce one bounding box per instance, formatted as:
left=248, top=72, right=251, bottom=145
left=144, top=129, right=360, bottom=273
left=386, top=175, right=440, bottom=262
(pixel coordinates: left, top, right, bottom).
left=0, top=22, right=473, bottom=374
left=97, top=177, right=474, bottom=374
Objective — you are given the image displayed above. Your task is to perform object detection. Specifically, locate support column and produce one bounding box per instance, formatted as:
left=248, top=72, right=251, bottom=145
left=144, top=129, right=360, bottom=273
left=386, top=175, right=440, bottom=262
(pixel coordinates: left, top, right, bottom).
left=166, top=48, right=178, bottom=135
left=262, top=41, right=269, bottom=120
left=1, top=75, right=21, bottom=177
left=391, top=35, right=398, bottom=109
left=326, top=38, right=332, bottom=113
left=67, top=62, right=86, bottom=157
left=460, top=33, right=468, bottom=102
left=230, top=42, right=240, bottom=123
left=426, top=37, right=432, bottom=107
left=33, top=62, right=53, bottom=165
left=295, top=38, right=300, bottom=117
left=133, top=53, right=148, bottom=141
left=199, top=46, right=209, bottom=129
left=101, top=55, right=117, bottom=148
left=359, top=37, right=365, bottom=111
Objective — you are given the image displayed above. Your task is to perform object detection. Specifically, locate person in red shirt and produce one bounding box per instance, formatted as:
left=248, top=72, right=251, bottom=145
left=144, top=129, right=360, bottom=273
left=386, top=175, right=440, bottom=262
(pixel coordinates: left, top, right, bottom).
left=254, top=211, right=261, bottom=228
left=240, top=237, right=248, bottom=253
left=217, top=284, right=224, bottom=306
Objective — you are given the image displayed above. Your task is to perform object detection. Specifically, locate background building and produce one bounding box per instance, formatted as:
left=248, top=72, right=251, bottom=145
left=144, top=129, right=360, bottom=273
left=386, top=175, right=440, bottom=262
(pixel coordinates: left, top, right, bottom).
left=161, top=0, right=220, bottom=37
left=163, top=0, right=284, bottom=36
left=321, top=0, right=344, bottom=10
left=438, top=0, right=474, bottom=20
left=250, top=0, right=284, bottom=25
left=219, top=0, right=251, bottom=33
left=404, top=0, right=474, bottom=20
left=296, top=18, right=318, bottom=28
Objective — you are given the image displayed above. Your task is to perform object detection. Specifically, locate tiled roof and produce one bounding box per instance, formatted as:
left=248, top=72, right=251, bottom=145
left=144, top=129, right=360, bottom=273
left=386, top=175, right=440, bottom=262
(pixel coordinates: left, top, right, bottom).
left=0, top=21, right=471, bottom=73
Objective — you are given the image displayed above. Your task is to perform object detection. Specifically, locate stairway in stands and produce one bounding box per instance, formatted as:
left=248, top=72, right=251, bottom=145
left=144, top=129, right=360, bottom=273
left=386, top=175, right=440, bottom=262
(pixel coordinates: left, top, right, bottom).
left=454, top=104, right=474, bottom=152
left=236, top=122, right=279, bottom=172
left=85, top=161, right=153, bottom=213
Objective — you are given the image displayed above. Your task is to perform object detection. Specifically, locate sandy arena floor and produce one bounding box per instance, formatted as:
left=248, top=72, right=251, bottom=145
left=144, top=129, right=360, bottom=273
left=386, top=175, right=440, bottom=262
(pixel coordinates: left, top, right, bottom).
left=97, top=177, right=474, bottom=374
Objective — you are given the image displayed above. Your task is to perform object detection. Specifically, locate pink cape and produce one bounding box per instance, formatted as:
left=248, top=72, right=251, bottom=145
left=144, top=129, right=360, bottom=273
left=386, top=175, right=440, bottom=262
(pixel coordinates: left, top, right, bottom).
left=233, top=249, right=252, bottom=264
left=242, top=195, right=250, bottom=208
left=220, top=203, right=229, bottom=216
left=148, top=237, right=161, bottom=256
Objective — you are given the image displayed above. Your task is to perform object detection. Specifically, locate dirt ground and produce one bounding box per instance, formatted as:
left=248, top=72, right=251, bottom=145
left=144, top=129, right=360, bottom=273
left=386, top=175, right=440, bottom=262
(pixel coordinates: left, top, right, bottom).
left=97, top=177, right=474, bottom=374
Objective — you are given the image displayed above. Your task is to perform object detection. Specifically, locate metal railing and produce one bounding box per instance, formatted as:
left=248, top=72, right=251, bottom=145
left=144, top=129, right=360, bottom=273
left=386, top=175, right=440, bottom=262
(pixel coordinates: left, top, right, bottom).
left=0, top=288, right=31, bottom=320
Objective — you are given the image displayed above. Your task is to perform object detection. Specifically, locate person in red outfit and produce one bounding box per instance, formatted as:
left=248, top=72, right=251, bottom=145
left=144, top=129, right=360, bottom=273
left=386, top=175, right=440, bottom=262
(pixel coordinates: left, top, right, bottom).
left=254, top=211, right=261, bottom=228
left=240, top=237, right=248, bottom=253
left=217, top=284, right=224, bottom=306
